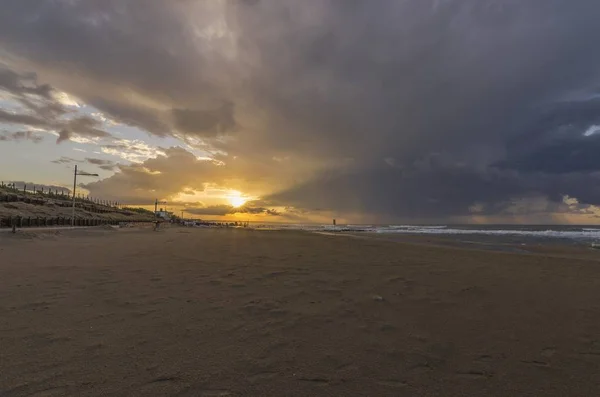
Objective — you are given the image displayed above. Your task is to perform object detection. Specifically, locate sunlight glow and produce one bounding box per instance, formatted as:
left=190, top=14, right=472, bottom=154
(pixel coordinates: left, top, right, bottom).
left=228, top=194, right=247, bottom=208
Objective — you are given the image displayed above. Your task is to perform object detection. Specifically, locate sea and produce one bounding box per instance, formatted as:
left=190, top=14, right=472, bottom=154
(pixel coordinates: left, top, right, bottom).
left=252, top=223, right=600, bottom=246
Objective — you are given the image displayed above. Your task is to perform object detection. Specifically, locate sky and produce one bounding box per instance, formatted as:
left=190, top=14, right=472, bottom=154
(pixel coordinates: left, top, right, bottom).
left=2, top=0, right=600, bottom=224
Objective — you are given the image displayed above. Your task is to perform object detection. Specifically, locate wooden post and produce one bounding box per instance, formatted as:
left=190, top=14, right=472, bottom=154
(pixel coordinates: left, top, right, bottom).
left=72, top=165, right=77, bottom=226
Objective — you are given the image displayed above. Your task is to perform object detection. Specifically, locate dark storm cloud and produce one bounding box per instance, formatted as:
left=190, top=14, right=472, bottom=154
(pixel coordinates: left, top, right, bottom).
left=0, top=1, right=232, bottom=138
left=4, top=1, right=600, bottom=220
left=172, top=102, right=236, bottom=137
left=267, top=163, right=525, bottom=220
left=231, top=0, right=600, bottom=220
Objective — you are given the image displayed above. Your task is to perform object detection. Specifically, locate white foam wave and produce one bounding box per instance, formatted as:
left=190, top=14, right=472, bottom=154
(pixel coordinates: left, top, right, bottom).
left=388, top=225, right=447, bottom=230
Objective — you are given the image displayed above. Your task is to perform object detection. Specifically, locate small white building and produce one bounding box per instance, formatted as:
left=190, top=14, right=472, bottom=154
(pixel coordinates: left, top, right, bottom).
left=155, top=210, right=171, bottom=220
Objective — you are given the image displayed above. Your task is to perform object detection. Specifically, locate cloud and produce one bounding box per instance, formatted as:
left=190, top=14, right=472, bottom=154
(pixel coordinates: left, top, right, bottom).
left=186, top=205, right=234, bottom=217
left=0, top=65, right=53, bottom=99
left=4, top=1, right=600, bottom=222
left=85, top=158, right=113, bottom=166
left=55, top=115, right=111, bottom=144
left=0, top=129, right=43, bottom=143
left=51, top=156, right=117, bottom=171
left=100, top=139, right=166, bottom=163
left=83, top=147, right=223, bottom=204
left=85, top=157, right=116, bottom=171
left=51, top=156, right=82, bottom=165
left=185, top=203, right=280, bottom=217
left=0, top=65, right=113, bottom=143
left=0, top=108, right=47, bottom=127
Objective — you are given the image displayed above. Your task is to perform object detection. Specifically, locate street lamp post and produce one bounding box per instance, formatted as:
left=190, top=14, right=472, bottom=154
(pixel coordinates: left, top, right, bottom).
left=72, top=165, right=99, bottom=226
left=154, top=199, right=167, bottom=217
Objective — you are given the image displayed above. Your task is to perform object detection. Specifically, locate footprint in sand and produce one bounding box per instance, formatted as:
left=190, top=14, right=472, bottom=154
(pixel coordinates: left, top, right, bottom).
left=22, top=386, right=69, bottom=397
left=297, top=377, right=329, bottom=386
left=375, top=379, right=409, bottom=388
left=521, top=360, right=550, bottom=367
left=474, top=354, right=494, bottom=363
left=541, top=348, right=556, bottom=358
left=248, top=372, right=277, bottom=382
left=176, top=388, right=231, bottom=396
left=148, top=376, right=181, bottom=384
left=455, top=370, right=493, bottom=379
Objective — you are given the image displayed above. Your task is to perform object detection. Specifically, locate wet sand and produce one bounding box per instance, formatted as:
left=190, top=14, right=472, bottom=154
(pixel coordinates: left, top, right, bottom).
left=1, top=226, right=600, bottom=396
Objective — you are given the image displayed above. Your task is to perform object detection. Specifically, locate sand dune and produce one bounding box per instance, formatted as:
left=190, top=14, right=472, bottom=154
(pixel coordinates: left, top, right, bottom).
left=1, top=226, right=600, bottom=396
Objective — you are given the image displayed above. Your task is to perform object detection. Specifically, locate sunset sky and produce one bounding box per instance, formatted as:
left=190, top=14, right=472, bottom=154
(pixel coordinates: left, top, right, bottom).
left=2, top=1, right=600, bottom=224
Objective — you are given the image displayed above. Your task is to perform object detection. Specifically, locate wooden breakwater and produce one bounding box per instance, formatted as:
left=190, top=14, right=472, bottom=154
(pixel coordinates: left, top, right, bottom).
left=0, top=216, right=154, bottom=228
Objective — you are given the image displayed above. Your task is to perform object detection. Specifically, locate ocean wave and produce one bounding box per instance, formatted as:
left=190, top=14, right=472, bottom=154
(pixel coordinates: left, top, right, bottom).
left=253, top=223, right=600, bottom=240
left=375, top=227, right=600, bottom=240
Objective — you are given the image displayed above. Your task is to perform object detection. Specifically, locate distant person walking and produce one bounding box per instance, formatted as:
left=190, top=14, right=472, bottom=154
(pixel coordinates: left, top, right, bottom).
left=154, top=220, right=160, bottom=231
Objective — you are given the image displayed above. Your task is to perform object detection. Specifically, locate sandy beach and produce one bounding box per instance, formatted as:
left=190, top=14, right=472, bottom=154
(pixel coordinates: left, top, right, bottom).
left=2, top=226, right=600, bottom=396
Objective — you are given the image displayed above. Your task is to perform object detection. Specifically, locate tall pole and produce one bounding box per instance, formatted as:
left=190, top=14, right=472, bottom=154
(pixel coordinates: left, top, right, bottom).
left=155, top=199, right=158, bottom=214
left=181, top=210, right=184, bottom=219
left=72, top=165, right=77, bottom=226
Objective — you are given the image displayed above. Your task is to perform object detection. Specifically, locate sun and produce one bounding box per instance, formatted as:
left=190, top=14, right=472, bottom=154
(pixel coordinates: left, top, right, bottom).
left=228, top=195, right=247, bottom=208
